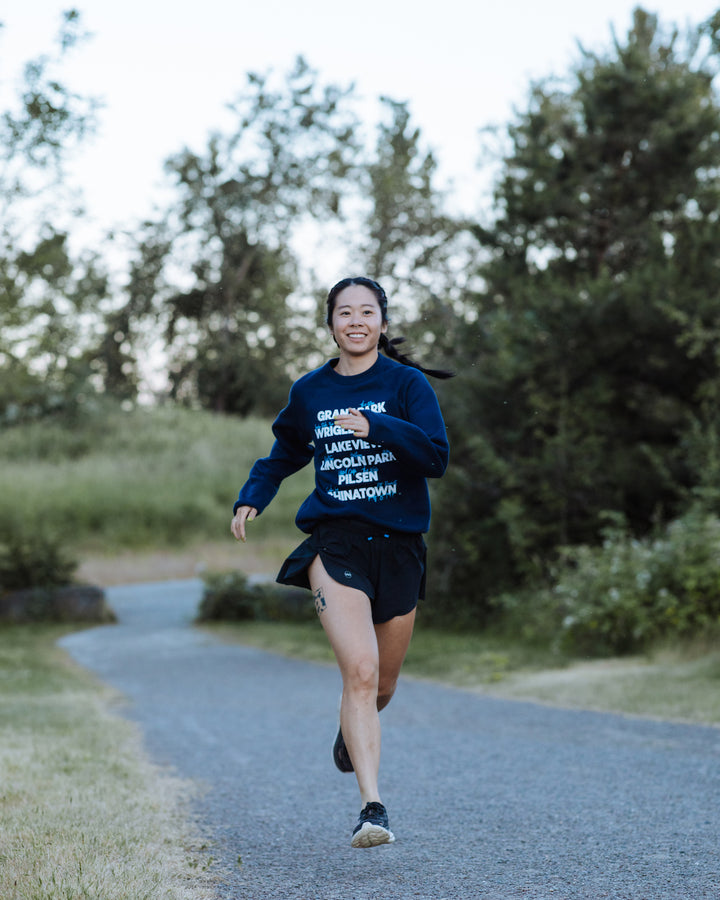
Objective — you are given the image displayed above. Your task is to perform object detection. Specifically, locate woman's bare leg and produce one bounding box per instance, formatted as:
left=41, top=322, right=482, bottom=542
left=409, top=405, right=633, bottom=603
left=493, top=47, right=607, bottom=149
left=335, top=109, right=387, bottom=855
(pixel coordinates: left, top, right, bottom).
left=375, top=608, right=416, bottom=711
left=309, top=556, right=382, bottom=806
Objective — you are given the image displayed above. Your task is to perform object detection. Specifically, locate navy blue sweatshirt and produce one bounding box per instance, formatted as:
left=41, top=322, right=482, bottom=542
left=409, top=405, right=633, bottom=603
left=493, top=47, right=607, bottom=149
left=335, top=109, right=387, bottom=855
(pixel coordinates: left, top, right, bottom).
left=233, top=354, right=449, bottom=534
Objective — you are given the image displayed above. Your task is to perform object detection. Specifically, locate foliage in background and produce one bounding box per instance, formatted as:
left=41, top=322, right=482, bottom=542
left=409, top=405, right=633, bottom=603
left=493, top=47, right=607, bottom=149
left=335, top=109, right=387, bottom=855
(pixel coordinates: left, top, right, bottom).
left=551, top=509, right=720, bottom=656
left=2, top=23, right=463, bottom=420
left=429, top=9, right=720, bottom=622
left=353, top=97, right=473, bottom=358
left=0, top=521, right=76, bottom=592
left=5, top=8, right=720, bottom=651
left=487, top=506, right=720, bottom=657
left=149, top=57, right=360, bottom=415
left=0, top=10, right=109, bottom=425
left=197, top=571, right=315, bottom=623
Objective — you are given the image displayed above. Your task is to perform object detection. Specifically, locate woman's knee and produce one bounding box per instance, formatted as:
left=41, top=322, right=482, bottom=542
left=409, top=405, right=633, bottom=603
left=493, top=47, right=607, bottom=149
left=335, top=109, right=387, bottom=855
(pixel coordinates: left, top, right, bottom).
left=344, top=655, right=379, bottom=694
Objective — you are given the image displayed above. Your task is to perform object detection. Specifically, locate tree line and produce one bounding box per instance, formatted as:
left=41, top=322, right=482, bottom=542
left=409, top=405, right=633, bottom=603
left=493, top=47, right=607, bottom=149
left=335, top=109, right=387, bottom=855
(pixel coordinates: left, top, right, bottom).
left=4, top=7, right=720, bottom=626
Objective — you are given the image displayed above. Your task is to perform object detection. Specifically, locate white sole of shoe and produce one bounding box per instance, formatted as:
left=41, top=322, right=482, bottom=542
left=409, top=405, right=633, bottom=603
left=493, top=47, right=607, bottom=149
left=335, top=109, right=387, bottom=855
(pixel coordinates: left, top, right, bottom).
left=351, top=823, right=396, bottom=848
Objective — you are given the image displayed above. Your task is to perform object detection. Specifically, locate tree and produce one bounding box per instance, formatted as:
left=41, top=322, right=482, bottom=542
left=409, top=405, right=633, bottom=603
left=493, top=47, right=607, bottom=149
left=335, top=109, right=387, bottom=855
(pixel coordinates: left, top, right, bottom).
left=128, top=58, right=361, bottom=415
left=353, top=98, right=473, bottom=359
left=428, top=8, right=720, bottom=623
left=92, top=222, right=172, bottom=402
left=0, top=9, right=106, bottom=422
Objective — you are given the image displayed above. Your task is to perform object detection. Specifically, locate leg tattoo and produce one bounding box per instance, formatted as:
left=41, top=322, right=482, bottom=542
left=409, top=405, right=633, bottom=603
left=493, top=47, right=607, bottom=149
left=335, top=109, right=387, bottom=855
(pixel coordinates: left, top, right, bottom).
left=314, top=587, right=327, bottom=616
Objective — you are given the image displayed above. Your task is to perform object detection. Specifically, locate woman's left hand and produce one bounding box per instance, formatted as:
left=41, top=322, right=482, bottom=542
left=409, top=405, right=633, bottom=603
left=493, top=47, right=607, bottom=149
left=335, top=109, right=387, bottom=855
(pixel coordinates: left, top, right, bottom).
left=335, top=408, right=369, bottom=439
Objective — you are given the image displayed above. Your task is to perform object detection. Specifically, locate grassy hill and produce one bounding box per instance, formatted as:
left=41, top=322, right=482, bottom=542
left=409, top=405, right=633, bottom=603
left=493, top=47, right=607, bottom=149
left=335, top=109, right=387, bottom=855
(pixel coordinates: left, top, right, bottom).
left=0, top=403, right=313, bottom=561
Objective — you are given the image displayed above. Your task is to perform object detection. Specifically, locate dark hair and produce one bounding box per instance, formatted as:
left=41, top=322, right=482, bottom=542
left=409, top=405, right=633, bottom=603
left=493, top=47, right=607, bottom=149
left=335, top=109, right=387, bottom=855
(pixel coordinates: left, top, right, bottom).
left=326, top=276, right=454, bottom=380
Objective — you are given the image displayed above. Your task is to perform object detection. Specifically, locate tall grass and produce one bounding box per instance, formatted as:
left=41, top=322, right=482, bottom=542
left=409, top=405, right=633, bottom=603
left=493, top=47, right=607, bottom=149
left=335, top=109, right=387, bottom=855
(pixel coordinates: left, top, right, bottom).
left=0, top=405, right=314, bottom=554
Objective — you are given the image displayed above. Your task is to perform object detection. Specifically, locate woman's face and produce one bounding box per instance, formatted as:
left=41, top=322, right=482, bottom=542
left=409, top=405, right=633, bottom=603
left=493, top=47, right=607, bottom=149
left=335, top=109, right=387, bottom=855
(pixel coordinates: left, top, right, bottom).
left=329, top=284, right=387, bottom=358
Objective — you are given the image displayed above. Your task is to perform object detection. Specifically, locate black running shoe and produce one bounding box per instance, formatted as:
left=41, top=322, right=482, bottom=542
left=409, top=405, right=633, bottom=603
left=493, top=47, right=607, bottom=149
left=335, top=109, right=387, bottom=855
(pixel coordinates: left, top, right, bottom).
left=351, top=802, right=395, bottom=848
left=332, top=727, right=354, bottom=773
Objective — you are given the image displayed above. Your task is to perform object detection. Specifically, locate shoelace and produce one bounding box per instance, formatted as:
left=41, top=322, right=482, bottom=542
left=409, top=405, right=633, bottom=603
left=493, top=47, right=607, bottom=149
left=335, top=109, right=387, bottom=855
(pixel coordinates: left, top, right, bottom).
left=359, top=802, right=386, bottom=824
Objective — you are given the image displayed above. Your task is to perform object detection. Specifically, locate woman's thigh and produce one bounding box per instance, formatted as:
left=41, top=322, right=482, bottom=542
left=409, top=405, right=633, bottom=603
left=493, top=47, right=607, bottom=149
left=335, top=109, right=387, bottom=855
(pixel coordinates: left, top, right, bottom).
left=308, top=555, right=378, bottom=680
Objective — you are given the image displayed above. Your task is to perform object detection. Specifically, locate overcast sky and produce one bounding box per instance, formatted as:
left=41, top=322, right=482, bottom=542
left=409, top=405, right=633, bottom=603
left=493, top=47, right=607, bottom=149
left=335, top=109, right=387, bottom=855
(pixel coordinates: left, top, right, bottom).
left=2, top=0, right=718, bottom=236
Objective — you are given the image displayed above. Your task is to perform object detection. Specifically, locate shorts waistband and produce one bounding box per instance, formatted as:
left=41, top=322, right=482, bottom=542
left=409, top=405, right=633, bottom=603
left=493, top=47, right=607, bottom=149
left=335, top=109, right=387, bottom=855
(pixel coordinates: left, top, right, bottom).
left=316, top=517, right=417, bottom=540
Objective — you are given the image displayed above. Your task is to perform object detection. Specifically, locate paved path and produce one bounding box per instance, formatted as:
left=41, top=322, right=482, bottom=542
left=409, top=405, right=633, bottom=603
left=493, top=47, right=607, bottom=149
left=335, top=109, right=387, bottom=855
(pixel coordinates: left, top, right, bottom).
left=60, top=581, right=720, bottom=899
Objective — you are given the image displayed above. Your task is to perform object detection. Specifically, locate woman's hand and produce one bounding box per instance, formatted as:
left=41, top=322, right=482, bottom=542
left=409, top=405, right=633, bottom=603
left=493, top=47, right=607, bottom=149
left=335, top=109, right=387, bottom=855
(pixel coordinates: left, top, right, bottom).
left=334, top=408, right=369, bottom=439
left=231, top=506, right=258, bottom=543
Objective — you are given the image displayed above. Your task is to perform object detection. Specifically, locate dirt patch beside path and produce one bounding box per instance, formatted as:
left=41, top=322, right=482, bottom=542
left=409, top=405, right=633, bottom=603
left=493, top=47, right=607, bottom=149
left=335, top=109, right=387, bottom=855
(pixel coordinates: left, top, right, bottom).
left=77, top=540, right=288, bottom=587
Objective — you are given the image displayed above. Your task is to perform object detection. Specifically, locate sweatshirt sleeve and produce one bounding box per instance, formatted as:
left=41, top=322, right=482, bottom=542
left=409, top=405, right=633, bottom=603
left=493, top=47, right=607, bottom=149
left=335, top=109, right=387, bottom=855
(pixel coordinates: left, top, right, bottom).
left=363, top=373, right=449, bottom=478
left=232, top=385, right=314, bottom=516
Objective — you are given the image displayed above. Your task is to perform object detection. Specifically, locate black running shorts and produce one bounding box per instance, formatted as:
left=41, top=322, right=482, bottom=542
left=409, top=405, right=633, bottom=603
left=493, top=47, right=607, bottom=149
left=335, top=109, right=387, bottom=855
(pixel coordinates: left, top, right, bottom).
left=277, top=518, right=426, bottom=624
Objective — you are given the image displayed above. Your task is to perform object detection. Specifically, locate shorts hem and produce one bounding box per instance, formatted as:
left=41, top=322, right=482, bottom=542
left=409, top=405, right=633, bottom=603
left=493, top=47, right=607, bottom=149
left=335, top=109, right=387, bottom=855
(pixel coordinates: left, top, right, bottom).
left=276, top=521, right=425, bottom=625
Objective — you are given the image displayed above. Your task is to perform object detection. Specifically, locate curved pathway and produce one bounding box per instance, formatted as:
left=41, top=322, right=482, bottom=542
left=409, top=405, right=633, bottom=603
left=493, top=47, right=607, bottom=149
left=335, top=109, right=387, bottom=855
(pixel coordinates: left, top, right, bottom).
left=60, top=580, right=720, bottom=899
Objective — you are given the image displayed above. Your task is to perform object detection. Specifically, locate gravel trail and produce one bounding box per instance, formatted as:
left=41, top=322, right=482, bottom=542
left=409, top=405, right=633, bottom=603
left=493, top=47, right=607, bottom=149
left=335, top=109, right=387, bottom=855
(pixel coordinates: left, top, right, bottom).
left=60, top=580, right=720, bottom=899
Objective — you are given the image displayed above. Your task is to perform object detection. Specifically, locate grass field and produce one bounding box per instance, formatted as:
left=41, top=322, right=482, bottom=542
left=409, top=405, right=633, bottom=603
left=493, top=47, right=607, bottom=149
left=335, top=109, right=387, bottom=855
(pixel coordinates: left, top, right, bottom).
left=0, top=625, right=216, bottom=900
left=0, top=404, right=313, bottom=554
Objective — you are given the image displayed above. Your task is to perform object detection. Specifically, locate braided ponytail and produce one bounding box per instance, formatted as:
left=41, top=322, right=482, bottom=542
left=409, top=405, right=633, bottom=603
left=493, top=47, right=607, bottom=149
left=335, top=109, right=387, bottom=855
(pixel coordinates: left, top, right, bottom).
left=327, top=276, right=455, bottom=380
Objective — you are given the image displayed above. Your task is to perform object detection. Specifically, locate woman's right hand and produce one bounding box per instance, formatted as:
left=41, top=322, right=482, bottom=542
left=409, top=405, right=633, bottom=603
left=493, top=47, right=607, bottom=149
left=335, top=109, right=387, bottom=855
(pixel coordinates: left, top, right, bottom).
left=231, top=506, right=258, bottom=543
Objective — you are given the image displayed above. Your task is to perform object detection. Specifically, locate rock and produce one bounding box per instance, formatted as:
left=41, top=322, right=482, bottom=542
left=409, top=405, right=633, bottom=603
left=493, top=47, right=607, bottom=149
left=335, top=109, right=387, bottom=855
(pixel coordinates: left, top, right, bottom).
left=0, top=584, right=116, bottom=624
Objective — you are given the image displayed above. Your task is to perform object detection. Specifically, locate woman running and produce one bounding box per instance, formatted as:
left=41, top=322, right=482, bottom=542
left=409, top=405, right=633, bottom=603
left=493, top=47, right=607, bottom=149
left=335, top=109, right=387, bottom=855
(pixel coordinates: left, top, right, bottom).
left=231, top=276, right=452, bottom=847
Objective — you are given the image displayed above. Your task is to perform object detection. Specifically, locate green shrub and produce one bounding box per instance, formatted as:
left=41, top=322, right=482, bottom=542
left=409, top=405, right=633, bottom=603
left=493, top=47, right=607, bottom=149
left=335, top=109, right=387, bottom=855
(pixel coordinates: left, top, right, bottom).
left=549, top=509, right=720, bottom=656
left=197, top=571, right=315, bottom=623
left=488, top=585, right=568, bottom=650
left=0, top=523, right=77, bottom=592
